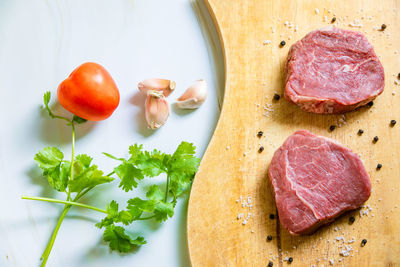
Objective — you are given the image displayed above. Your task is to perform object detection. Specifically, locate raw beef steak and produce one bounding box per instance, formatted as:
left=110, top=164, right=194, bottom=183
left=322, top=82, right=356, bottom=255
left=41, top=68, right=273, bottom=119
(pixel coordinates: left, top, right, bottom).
left=285, top=27, right=384, bottom=114
left=268, top=130, right=371, bottom=235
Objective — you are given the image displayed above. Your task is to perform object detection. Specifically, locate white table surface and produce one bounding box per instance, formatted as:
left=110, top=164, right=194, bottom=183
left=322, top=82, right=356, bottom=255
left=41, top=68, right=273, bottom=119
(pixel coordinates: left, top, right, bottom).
left=0, top=0, right=223, bottom=266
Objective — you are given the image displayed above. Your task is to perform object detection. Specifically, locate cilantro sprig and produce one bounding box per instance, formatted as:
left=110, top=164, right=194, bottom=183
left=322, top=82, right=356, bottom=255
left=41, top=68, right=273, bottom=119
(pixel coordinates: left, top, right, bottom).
left=22, top=92, right=200, bottom=265
left=97, top=142, right=199, bottom=251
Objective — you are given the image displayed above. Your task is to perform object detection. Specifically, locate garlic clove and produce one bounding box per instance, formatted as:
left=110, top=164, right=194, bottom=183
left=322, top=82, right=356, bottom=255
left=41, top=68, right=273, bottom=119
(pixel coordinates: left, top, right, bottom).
left=176, top=79, right=207, bottom=109
left=138, top=78, right=176, bottom=97
left=145, top=90, right=170, bottom=129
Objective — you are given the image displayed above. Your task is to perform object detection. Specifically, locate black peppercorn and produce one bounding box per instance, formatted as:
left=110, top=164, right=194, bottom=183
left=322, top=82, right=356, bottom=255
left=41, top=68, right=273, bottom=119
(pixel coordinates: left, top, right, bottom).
left=390, top=120, right=396, bottom=126
left=267, top=235, right=273, bottom=241
left=280, top=40, right=286, bottom=47
left=398, top=73, right=400, bottom=79
left=349, top=216, right=355, bottom=223
left=273, top=93, right=281, bottom=101
left=329, top=125, right=336, bottom=131
left=331, top=17, right=336, bottom=23
left=257, top=131, right=263, bottom=137
left=381, top=24, right=387, bottom=31
left=268, top=261, right=273, bottom=267
left=358, top=129, right=364, bottom=135
left=377, top=163, right=382, bottom=170
left=269, top=214, right=275, bottom=220
left=259, top=146, right=265, bottom=153
left=361, top=239, right=367, bottom=247
left=373, top=136, right=379, bottom=143
left=367, top=101, right=374, bottom=107
left=288, top=257, right=293, bottom=263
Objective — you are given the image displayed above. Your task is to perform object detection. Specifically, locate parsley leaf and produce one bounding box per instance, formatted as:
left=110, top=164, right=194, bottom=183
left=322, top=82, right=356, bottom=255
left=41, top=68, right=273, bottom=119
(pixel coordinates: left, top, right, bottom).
left=103, top=225, right=146, bottom=253
left=68, top=154, right=113, bottom=193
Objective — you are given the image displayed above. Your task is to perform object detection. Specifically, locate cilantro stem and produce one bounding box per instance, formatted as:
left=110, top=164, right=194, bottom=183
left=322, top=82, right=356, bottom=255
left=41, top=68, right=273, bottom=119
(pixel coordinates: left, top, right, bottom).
left=43, top=100, right=71, bottom=124
left=40, top=205, right=70, bottom=266
left=164, top=174, right=170, bottom=202
left=76, top=186, right=94, bottom=200
left=21, top=196, right=108, bottom=214
left=137, top=215, right=156, bottom=221
left=106, top=171, right=115, bottom=177
left=67, top=122, right=76, bottom=201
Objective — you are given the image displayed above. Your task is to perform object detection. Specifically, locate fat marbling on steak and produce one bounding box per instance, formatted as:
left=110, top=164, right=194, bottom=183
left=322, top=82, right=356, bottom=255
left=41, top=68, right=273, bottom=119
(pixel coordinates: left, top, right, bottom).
left=285, top=27, right=384, bottom=113
left=268, top=130, right=371, bottom=235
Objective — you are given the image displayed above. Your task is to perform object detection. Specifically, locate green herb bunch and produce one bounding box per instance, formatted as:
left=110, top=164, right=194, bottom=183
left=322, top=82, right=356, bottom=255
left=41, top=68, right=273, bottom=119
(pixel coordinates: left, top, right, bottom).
left=22, top=92, right=200, bottom=266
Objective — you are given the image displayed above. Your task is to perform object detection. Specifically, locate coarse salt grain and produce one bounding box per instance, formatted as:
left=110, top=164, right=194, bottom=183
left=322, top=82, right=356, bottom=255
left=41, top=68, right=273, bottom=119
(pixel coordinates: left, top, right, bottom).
left=349, top=19, right=363, bottom=28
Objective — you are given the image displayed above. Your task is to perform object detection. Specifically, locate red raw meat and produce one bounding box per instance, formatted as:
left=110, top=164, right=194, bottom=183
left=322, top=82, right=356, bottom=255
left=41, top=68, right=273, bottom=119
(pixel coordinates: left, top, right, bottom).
left=285, top=27, right=384, bottom=113
left=268, top=130, right=371, bottom=235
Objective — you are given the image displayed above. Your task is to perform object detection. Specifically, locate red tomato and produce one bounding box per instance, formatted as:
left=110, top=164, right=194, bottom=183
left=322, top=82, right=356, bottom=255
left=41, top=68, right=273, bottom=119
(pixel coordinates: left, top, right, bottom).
left=57, top=62, right=120, bottom=121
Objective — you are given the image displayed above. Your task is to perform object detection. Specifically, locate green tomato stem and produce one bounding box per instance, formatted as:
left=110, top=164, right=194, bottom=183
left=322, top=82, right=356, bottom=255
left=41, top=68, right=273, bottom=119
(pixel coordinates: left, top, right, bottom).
left=21, top=196, right=108, bottom=214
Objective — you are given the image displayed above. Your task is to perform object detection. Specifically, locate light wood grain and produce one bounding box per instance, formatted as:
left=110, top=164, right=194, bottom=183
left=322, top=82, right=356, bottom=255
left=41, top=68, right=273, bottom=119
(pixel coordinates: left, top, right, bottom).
left=188, top=0, right=400, bottom=266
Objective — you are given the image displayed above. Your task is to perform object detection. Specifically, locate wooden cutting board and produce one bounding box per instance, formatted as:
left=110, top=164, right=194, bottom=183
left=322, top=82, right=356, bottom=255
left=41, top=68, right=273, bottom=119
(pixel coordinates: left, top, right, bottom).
left=187, top=0, right=400, bottom=266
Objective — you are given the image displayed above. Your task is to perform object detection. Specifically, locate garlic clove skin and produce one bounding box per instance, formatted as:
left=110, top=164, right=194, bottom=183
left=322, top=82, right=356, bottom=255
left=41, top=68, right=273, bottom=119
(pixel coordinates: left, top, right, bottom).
left=138, top=78, right=176, bottom=97
left=176, top=79, right=207, bottom=109
left=145, top=90, right=170, bottom=129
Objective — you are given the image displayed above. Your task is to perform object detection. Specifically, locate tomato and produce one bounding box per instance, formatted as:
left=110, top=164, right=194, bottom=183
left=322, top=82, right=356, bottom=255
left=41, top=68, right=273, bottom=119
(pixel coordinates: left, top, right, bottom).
left=57, top=62, right=120, bottom=121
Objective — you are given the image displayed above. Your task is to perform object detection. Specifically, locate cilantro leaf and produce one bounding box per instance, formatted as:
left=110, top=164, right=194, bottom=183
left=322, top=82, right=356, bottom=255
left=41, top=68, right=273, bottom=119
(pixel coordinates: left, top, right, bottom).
left=103, top=225, right=146, bottom=253
left=43, top=91, right=51, bottom=107
left=128, top=144, right=143, bottom=162
left=169, top=142, right=200, bottom=174
left=46, top=161, right=70, bottom=192
left=167, top=142, right=200, bottom=197
left=168, top=172, right=193, bottom=197
left=114, top=162, right=144, bottom=192
left=34, top=147, right=64, bottom=172
left=153, top=201, right=174, bottom=222
left=146, top=185, right=165, bottom=201
left=117, top=210, right=134, bottom=225
left=136, top=150, right=168, bottom=177
left=75, top=154, right=93, bottom=167
left=124, top=186, right=174, bottom=222
left=34, top=147, right=70, bottom=192
left=146, top=186, right=174, bottom=221
left=68, top=154, right=113, bottom=193
left=127, top=197, right=157, bottom=213
left=96, top=200, right=137, bottom=228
